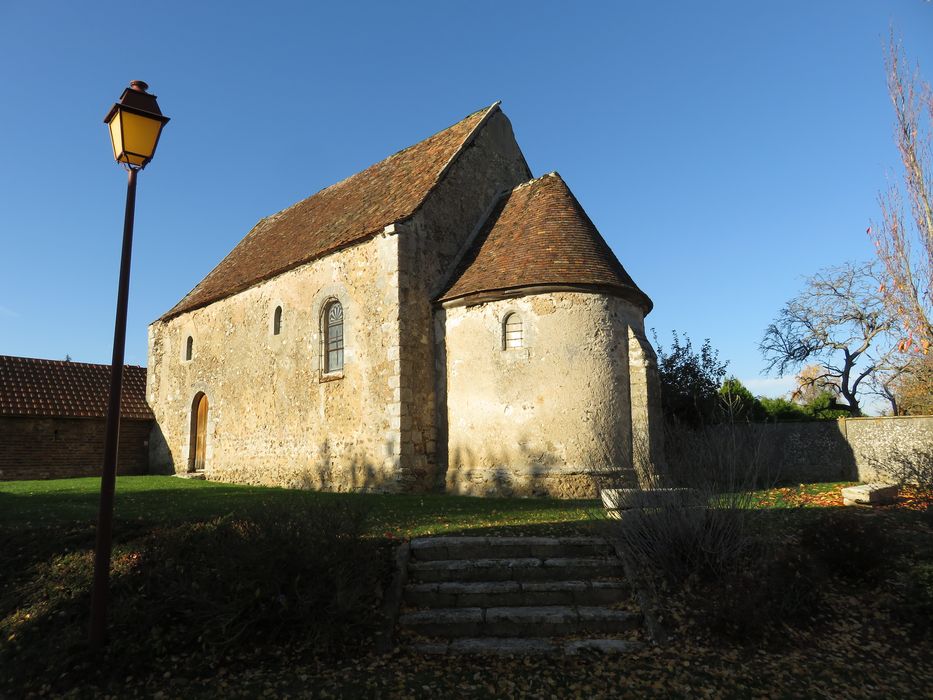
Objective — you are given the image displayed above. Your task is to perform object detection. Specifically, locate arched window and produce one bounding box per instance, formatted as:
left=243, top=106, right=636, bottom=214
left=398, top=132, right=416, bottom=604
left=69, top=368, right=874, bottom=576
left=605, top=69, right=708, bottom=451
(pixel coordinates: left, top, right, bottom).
left=185, top=336, right=193, bottom=361
left=503, top=313, right=523, bottom=349
left=323, top=300, right=344, bottom=372
left=273, top=306, right=282, bottom=335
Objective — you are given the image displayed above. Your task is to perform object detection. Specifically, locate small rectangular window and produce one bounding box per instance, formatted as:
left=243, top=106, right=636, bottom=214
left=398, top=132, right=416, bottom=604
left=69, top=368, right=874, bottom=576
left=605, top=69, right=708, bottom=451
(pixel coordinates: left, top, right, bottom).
left=504, top=314, right=523, bottom=349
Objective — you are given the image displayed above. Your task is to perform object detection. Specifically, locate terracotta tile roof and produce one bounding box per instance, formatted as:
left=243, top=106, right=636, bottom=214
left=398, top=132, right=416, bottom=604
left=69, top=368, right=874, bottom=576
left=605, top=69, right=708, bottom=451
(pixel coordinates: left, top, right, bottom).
left=161, top=103, right=501, bottom=321
left=0, top=355, right=152, bottom=420
left=438, top=173, right=653, bottom=312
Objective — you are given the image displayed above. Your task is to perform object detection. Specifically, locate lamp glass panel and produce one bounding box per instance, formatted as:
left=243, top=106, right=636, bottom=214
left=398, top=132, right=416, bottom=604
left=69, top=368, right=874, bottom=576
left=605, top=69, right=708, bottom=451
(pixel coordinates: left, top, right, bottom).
left=121, top=111, right=163, bottom=160
left=108, top=114, right=124, bottom=162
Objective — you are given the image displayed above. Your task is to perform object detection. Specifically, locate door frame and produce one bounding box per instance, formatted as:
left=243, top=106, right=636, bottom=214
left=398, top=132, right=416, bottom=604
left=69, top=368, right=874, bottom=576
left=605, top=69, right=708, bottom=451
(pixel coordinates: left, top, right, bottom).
left=188, top=392, right=208, bottom=473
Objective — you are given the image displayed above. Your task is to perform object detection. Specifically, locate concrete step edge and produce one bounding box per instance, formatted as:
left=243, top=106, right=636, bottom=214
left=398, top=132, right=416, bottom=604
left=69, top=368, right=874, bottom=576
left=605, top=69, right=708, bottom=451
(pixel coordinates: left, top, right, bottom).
left=410, top=637, right=646, bottom=656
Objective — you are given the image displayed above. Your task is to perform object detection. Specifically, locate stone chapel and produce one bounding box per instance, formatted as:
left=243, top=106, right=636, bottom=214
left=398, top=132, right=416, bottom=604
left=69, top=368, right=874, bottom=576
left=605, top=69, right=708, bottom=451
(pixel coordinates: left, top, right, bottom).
left=147, top=102, right=664, bottom=497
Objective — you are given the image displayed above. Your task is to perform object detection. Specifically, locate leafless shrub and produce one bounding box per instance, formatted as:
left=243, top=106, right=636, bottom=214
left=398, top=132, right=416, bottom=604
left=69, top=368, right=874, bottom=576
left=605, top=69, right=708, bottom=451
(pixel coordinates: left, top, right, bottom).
left=602, top=422, right=775, bottom=586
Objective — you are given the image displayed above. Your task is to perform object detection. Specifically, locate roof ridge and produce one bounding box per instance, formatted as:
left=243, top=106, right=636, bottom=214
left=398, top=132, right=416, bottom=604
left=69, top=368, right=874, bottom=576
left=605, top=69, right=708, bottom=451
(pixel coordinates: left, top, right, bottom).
left=0, top=354, right=146, bottom=370
left=159, top=102, right=505, bottom=322
left=255, top=102, right=504, bottom=227
left=509, top=171, right=561, bottom=192
left=421, top=101, right=502, bottom=200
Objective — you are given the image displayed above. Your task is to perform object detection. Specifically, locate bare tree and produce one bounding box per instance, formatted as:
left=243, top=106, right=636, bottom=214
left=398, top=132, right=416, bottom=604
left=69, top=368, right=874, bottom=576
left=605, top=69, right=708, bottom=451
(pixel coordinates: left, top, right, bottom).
left=791, top=363, right=840, bottom=404
left=870, top=35, right=933, bottom=355
left=863, top=347, right=914, bottom=415
left=760, top=262, right=895, bottom=416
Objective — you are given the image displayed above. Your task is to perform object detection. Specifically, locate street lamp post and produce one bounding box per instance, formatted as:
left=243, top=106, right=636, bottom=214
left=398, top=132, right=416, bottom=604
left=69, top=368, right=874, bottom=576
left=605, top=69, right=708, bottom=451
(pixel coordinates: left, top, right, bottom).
left=89, top=81, right=169, bottom=649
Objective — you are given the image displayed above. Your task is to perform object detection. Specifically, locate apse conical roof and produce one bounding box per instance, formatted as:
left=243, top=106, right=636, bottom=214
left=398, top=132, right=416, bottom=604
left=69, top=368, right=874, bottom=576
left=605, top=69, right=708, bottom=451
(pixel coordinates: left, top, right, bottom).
left=438, top=172, right=652, bottom=312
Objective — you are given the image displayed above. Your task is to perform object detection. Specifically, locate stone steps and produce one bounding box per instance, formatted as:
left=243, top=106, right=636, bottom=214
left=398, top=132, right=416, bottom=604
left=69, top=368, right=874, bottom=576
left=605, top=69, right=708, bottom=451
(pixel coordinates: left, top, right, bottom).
left=404, top=579, right=629, bottom=608
left=410, top=536, right=613, bottom=561
left=408, top=556, right=624, bottom=583
left=399, top=605, right=641, bottom=637
left=397, top=536, right=644, bottom=657
left=413, top=637, right=644, bottom=657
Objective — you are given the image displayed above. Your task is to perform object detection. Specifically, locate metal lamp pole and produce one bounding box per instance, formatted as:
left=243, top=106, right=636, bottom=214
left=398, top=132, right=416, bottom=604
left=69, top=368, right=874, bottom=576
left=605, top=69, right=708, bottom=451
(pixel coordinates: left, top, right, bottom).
left=90, top=81, right=168, bottom=649
left=89, top=166, right=138, bottom=649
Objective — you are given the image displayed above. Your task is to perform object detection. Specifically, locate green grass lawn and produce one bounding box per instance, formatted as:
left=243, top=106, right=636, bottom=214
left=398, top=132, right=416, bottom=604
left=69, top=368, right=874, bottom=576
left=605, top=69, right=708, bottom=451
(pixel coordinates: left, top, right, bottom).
left=0, top=475, right=598, bottom=537
left=2, top=475, right=930, bottom=698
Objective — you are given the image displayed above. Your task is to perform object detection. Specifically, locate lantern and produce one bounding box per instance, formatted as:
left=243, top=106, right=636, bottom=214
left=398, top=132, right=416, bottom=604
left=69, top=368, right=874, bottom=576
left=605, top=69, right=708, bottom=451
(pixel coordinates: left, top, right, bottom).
left=103, top=80, right=170, bottom=168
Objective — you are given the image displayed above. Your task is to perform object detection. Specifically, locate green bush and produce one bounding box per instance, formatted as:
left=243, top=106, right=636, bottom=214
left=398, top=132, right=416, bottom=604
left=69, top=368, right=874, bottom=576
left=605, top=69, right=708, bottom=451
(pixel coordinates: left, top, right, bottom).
left=802, top=391, right=852, bottom=420
left=1, top=501, right=386, bottom=693
left=653, top=330, right=729, bottom=427
left=759, top=396, right=810, bottom=422
left=719, top=378, right=767, bottom=423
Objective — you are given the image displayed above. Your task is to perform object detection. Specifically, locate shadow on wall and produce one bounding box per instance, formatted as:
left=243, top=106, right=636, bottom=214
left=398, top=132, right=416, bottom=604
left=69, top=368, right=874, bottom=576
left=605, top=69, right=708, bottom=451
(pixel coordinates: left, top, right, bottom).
left=868, top=443, right=933, bottom=494
left=755, top=422, right=857, bottom=485
left=446, top=439, right=605, bottom=498
left=146, top=422, right=176, bottom=476
left=291, top=438, right=396, bottom=493
left=593, top=421, right=859, bottom=495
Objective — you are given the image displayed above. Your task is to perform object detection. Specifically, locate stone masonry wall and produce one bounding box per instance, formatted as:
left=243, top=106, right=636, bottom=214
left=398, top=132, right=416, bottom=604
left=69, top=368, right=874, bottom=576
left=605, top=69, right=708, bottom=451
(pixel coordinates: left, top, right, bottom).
left=397, top=110, right=532, bottom=491
left=627, top=326, right=666, bottom=482
left=844, top=415, right=933, bottom=483
left=442, top=292, right=646, bottom=498
left=147, top=232, right=403, bottom=490
left=713, top=415, right=933, bottom=485
left=0, top=416, right=151, bottom=480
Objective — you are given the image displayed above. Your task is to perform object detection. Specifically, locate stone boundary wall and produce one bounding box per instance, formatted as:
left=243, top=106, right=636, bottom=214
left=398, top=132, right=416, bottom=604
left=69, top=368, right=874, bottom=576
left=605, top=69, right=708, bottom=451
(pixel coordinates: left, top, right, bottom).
left=734, top=415, right=933, bottom=485
left=0, top=416, right=152, bottom=480
left=842, top=415, right=933, bottom=483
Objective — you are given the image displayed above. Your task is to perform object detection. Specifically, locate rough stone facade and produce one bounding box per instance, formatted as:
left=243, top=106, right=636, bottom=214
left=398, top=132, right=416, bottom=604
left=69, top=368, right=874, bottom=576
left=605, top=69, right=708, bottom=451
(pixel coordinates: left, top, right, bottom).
left=147, top=104, right=662, bottom=496
left=396, top=110, right=531, bottom=490
left=440, top=293, right=653, bottom=497
left=148, top=233, right=403, bottom=490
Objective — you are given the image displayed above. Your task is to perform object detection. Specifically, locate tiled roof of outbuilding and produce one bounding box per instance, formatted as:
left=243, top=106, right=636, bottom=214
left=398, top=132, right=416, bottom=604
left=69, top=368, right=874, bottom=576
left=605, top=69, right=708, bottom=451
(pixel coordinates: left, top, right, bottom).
left=438, top=173, right=652, bottom=311
left=162, top=103, right=502, bottom=321
left=0, top=355, right=152, bottom=420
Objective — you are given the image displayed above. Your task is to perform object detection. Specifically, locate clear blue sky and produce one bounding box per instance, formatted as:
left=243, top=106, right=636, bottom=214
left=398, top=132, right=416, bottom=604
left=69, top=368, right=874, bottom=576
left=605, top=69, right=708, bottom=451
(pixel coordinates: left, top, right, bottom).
left=1, top=1, right=931, bottom=407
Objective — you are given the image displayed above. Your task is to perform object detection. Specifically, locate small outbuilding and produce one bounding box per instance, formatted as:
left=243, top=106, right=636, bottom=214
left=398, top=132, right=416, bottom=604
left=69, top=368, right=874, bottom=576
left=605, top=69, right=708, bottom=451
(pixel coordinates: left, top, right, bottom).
left=0, top=355, right=152, bottom=480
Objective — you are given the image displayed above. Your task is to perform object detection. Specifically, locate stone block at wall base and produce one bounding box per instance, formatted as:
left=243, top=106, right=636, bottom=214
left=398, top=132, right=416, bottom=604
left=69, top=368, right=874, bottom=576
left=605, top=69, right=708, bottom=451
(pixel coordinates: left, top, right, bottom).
left=445, top=465, right=605, bottom=499
left=841, top=483, right=899, bottom=506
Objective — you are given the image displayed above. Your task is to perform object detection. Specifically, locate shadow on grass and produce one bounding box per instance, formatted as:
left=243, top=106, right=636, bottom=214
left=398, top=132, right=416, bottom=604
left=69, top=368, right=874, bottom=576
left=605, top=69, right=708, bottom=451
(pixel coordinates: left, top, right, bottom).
left=0, top=477, right=601, bottom=536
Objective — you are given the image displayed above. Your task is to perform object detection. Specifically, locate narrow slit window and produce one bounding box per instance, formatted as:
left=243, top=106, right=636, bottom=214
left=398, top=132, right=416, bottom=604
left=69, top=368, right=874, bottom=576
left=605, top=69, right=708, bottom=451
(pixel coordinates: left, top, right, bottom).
left=273, top=306, right=282, bottom=335
left=324, top=301, right=344, bottom=372
left=185, top=336, right=193, bottom=361
left=504, top=313, right=523, bottom=349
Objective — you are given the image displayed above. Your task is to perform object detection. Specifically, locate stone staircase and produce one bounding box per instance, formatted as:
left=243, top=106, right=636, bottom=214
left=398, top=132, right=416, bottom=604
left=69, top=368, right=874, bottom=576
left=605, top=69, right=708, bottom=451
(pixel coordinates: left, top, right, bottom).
left=397, top=536, right=645, bottom=656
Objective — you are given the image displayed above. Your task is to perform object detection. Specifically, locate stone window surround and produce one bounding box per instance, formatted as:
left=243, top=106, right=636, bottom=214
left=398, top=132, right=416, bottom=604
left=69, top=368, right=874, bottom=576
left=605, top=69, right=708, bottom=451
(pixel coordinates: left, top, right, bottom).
left=271, top=304, right=283, bottom=336
left=502, top=311, right=523, bottom=350
left=498, top=305, right=533, bottom=360
left=315, top=289, right=351, bottom=382
left=182, top=333, right=194, bottom=363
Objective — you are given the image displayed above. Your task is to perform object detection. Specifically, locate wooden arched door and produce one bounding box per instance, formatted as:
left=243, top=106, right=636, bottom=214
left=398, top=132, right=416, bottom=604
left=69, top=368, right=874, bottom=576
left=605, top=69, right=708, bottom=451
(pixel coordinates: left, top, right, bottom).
left=189, top=393, right=209, bottom=472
